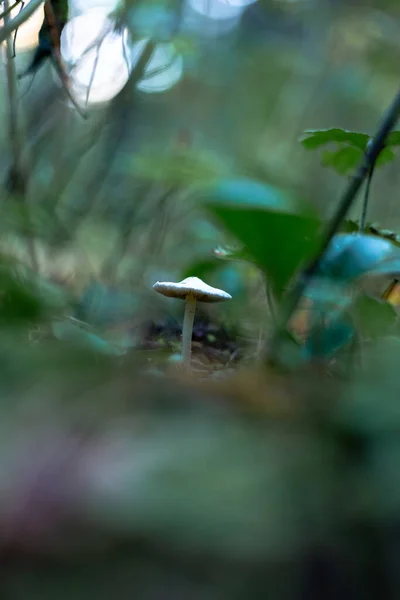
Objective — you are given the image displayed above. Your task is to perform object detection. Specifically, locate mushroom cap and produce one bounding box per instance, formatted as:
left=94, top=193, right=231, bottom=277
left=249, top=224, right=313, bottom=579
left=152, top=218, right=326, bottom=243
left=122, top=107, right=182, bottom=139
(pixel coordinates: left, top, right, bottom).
left=152, top=277, right=232, bottom=303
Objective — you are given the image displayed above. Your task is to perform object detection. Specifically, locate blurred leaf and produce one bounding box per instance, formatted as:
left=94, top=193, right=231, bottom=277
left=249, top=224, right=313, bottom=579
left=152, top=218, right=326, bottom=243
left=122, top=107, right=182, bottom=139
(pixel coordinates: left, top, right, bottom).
left=321, top=146, right=362, bottom=174
left=0, top=262, right=68, bottom=324
left=86, top=418, right=335, bottom=560
left=318, top=234, right=400, bottom=281
left=334, top=337, right=400, bottom=435
left=0, top=201, right=53, bottom=238
left=0, top=268, right=44, bottom=323
left=301, top=128, right=399, bottom=174
left=303, top=277, right=352, bottom=312
left=199, top=179, right=321, bottom=298
left=364, top=259, right=400, bottom=277
left=214, top=264, right=247, bottom=299
left=376, top=146, right=397, bottom=166
left=352, top=295, right=397, bottom=338
left=386, top=131, right=400, bottom=146
left=368, top=225, right=400, bottom=248
left=52, top=319, right=126, bottom=356
left=300, top=129, right=370, bottom=151
left=302, top=316, right=355, bottom=359
left=274, top=329, right=305, bottom=369
left=74, top=282, right=139, bottom=326
left=132, top=148, right=226, bottom=186
left=341, top=220, right=360, bottom=233
left=75, top=222, right=120, bottom=277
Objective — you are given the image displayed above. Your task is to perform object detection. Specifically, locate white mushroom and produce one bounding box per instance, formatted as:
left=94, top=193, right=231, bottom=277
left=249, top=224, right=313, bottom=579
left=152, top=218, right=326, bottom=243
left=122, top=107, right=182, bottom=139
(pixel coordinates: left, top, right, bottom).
left=152, top=277, right=232, bottom=371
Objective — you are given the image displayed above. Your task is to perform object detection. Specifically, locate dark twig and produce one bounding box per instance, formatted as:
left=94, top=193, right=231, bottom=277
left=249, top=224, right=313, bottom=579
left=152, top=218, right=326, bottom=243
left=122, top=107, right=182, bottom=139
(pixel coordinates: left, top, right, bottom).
left=267, top=86, right=400, bottom=363
left=85, top=39, right=103, bottom=107
left=360, top=164, right=374, bottom=231
left=2, top=0, right=38, bottom=271
left=0, top=0, right=22, bottom=21
left=11, top=0, right=24, bottom=58
left=43, top=0, right=87, bottom=119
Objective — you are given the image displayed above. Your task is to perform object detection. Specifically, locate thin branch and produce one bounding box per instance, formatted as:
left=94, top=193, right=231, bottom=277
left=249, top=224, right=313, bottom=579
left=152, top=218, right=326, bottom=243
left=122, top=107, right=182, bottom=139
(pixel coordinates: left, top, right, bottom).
left=11, top=0, right=24, bottom=57
left=3, top=0, right=26, bottom=192
left=360, top=164, right=374, bottom=231
left=0, top=0, right=22, bottom=21
left=0, top=0, right=43, bottom=45
left=43, top=0, right=87, bottom=119
left=85, top=38, right=103, bottom=107
left=2, top=0, right=38, bottom=271
left=267, top=86, right=400, bottom=363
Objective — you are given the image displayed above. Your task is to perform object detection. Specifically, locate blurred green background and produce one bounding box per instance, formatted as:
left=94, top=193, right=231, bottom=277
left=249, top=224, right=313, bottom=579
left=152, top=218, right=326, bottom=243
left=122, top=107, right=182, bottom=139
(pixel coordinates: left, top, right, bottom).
left=1, top=2, right=400, bottom=598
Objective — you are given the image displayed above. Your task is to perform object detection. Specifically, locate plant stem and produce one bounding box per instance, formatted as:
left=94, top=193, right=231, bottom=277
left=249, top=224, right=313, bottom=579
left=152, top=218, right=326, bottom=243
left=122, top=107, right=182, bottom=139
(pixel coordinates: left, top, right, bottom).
left=0, top=0, right=43, bottom=44
left=182, top=295, right=196, bottom=371
left=3, top=1, right=24, bottom=189
left=360, top=164, right=374, bottom=231
left=2, top=0, right=38, bottom=271
left=43, top=0, right=87, bottom=119
left=266, top=86, right=400, bottom=364
left=0, top=0, right=21, bottom=21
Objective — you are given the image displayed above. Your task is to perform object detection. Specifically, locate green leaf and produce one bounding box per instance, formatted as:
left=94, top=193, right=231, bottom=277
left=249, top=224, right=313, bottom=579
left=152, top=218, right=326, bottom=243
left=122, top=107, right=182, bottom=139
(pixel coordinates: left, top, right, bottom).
left=376, top=146, right=396, bottom=166
left=52, top=320, right=126, bottom=356
left=303, top=278, right=352, bottom=313
left=367, top=225, right=400, bottom=247
left=386, top=131, right=400, bottom=147
left=318, top=234, right=400, bottom=281
left=131, top=148, right=226, bottom=186
left=199, top=179, right=321, bottom=298
left=301, top=128, right=399, bottom=174
left=302, top=316, right=354, bottom=359
left=341, top=220, right=360, bottom=233
left=352, top=295, right=397, bottom=338
left=300, top=129, right=370, bottom=151
left=364, top=259, right=400, bottom=277
left=75, top=282, right=139, bottom=326
left=321, top=146, right=362, bottom=175
left=0, top=263, right=67, bottom=324
left=273, top=329, right=305, bottom=370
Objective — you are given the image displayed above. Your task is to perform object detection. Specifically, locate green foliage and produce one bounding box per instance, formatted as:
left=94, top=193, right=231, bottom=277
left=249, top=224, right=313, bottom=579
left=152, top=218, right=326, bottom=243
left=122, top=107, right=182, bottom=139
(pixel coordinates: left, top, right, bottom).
left=300, top=128, right=400, bottom=174
left=131, top=147, right=227, bottom=186
left=198, top=178, right=322, bottom=298
left=339, top=220, right=400, bottom=248
left=52, top=318, right=127, bottom=356
left=75, top=282, right=139, bottom=326
left=368, top=224, right=400, bottom=247
left=0, top=261, right=67, bottom=324
left=301, top=129, right=370, bottom=150
left=352, top=295, right=397, bottom=338
left=317, top=233, right=400, bottom=281
left=3, top=5, right=400, bottom=597
left=302, top=315, right=355, bottom=359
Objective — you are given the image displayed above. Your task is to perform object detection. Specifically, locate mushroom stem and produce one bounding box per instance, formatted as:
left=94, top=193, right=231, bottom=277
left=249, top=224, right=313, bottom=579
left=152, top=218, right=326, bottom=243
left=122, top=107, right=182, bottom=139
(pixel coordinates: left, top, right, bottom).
left=182, top=294, right=197, bottom=370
